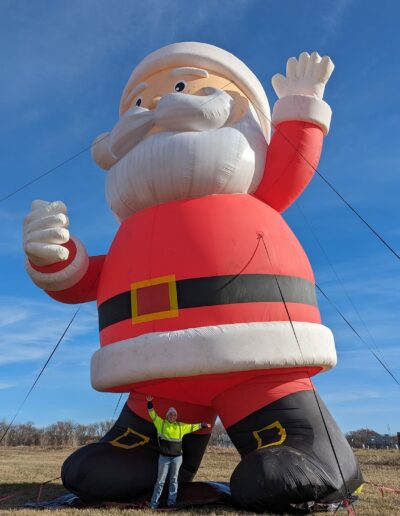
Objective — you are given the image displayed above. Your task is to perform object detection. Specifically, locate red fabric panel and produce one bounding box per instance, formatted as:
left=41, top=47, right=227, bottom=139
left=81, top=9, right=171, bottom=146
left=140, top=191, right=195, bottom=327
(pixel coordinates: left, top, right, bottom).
left=29, top=239, right=77, bottom=272
left=255, top=121, right=324, bottom=212
left=46, top=255, right=106, bottom=304
left=100, top=302, right=321, bottom=345
left=114, top=367, right=321, bottom=409
left=96, top=195, right=315, bottom=306
left=127, top=394, right=216, bottom=432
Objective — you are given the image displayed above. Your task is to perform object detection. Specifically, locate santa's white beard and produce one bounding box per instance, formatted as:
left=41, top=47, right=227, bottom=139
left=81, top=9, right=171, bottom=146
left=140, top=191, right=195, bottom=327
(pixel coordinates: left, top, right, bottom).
left=106, top=111, right=267, bottom=221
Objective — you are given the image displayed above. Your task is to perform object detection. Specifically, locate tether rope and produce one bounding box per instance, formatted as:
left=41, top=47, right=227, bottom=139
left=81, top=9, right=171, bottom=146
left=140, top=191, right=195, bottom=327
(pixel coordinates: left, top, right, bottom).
left=294, top=200, right=398, bottom=382
left=235, top=86, right=400, bottom=390
left=258, top=233, right=355, bottom=511
left=0, top=307, right=81, bottom=445
left=251, top=96, right=400, bottom=263
left=112, top=393, right=125, bottom=419
left=0, top=141, right=103, bottom=204
left=0, top=476, right=61, bottom=505
left=316, top=284, right=400, bottom=388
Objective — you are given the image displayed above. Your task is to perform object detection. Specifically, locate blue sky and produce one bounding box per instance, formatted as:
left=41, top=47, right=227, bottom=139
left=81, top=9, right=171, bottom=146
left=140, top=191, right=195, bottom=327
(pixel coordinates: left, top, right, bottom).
left=0, top=0, right=399, bottom=434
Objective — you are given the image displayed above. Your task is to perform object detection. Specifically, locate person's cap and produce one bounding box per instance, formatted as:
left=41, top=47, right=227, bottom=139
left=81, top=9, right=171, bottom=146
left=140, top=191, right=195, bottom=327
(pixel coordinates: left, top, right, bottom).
left=166, top=407, right=177, bottom=417
left=120, top=42, right=271, bottom=142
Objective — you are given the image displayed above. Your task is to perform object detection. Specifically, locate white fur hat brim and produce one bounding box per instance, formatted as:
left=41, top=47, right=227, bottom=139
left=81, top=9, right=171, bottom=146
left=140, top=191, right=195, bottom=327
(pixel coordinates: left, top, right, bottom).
left=120, top=42, right=271, bottom=142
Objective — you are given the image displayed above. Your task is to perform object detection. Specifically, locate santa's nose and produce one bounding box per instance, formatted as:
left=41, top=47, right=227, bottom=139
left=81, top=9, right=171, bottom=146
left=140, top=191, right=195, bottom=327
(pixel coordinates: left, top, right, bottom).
left=149, top=96, right=161, bottom=110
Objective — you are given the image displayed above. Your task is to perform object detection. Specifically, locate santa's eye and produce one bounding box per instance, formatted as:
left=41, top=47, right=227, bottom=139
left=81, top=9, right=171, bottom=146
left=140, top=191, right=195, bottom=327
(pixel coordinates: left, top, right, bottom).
left=135, top=97, right=142, bottom=107
left=174, top=81, right=186, bottom=92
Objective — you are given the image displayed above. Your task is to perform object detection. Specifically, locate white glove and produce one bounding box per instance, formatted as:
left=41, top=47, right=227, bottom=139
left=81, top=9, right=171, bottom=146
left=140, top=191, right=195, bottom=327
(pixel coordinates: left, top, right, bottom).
left=23, top=200, right=70, bottom=266
left=272, top=51, right=334, bottom=100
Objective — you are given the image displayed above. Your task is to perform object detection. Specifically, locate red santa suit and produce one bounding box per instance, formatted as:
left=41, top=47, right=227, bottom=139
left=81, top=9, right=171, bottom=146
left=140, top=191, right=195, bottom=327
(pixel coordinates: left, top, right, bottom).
left=27, top=119, right=336, bottom=427
left=26, top=45, right=364, bottom=512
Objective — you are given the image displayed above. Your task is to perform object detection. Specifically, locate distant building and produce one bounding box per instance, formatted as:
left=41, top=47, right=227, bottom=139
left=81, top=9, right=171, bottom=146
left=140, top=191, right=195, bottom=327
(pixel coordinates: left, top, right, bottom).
left=346, top=429, right=398, bottom=449
left=366, top=434, right=396, bottom=449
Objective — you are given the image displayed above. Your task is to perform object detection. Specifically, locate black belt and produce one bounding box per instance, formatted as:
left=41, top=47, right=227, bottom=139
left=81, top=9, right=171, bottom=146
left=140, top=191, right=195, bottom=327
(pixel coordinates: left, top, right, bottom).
left=98, top=274, right=317, bottom=331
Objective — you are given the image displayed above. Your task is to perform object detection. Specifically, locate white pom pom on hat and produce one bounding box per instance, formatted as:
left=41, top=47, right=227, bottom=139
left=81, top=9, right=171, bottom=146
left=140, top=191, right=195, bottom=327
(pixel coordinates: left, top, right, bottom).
left=120, top=42, right=271, bottom=142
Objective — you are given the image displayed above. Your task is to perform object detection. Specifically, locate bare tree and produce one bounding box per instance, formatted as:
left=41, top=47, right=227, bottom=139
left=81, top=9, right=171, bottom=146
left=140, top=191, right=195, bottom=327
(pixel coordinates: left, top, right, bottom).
left=210, top=421, right=233, bottom=447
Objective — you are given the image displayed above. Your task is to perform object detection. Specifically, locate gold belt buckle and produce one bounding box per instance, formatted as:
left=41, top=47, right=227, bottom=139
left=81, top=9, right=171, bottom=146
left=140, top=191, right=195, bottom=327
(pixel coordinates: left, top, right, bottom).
left=131, top=274, right=179, bottom=324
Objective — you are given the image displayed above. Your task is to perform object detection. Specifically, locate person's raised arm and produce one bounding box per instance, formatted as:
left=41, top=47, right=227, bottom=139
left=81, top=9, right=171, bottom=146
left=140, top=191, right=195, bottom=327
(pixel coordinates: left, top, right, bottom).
left=146, top=395, right=163, bottom=428
left=180, top=421, right=211, bottom=435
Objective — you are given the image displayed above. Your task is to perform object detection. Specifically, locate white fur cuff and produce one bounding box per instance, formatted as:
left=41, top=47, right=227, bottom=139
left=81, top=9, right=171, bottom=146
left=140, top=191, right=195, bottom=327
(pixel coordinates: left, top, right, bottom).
left=91, top=321, right=337, bottom=391
left=25, top=236, right=89, bottom=292
left=272, top=95, right=332, bottom=135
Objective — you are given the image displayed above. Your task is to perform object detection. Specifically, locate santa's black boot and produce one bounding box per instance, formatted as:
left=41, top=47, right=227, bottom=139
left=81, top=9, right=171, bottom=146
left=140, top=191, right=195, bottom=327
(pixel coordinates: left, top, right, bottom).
left=226, top=390, right=363, bottom=513
left=61, top=403, right=211, bottom=502
left=61, top=404, right=159, bottom=501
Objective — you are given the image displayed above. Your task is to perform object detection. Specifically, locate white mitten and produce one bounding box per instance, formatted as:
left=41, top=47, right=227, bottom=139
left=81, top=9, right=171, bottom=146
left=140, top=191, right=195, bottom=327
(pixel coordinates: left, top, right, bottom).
left=272, top=51, right=334, bottom=100
left=271, top=52, right=335, bottom=134
left=23, top=200, right=89, bottom=291
left=23, top=200, right=70, bottom=266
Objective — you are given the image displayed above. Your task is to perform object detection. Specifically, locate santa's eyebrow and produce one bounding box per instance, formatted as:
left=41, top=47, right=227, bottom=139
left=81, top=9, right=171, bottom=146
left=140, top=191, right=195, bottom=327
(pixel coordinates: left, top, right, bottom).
left=171, top=67, right=209, bottom=78
left=125, top=82, right=148, bottom=104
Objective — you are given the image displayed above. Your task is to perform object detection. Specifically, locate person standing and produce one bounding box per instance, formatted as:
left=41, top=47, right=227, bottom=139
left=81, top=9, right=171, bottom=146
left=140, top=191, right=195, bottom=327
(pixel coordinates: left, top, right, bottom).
left=146, top=395, right=211, bottom=509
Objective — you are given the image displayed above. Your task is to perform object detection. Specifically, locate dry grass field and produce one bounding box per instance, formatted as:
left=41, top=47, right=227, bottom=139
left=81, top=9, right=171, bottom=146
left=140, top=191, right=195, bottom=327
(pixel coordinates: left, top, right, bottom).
left=0, top=446, right=399, bottom=515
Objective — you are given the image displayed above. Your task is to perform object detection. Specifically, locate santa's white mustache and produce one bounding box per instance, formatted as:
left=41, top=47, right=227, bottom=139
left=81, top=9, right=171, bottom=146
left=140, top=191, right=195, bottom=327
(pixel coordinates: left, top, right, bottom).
left=97, top=88, right=234, bottom=164
left=154, top=87, right=233, bottom=132
left=108, top=107, right=154, bottom=161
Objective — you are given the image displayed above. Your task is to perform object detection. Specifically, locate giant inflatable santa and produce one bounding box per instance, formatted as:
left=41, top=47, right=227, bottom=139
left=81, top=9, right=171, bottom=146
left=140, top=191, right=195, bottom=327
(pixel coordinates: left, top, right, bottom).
left=23, top=43, right=362, bottom=511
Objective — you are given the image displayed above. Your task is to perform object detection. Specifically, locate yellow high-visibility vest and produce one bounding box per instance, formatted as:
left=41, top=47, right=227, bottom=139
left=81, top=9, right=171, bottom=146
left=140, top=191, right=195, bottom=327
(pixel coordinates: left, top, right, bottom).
left=148, top=407, right=201, bottom=441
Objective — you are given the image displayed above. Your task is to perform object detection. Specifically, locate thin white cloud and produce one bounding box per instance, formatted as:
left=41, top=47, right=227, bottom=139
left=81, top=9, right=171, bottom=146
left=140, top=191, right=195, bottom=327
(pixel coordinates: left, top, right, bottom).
left=0, top=296, right=97, bottom=366
left=0, top=382, right=14, bottom=390
left=0, top=307, right=27, bottom=328
left=318, top=0, right=354, bottom=45
left=321, top=0, right=351, bottom=31
left=322, top=388, right=383, bottom=404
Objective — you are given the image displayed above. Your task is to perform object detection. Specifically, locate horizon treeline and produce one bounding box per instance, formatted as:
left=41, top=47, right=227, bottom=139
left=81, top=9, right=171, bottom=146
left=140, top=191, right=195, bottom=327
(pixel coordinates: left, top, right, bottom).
left=0, top=419, right=232, bottom=448
left=0, top=420, right=398, bottom=449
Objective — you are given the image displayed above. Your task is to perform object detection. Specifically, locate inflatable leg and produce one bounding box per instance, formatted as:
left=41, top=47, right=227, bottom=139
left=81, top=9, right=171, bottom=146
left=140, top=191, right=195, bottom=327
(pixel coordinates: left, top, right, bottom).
left=62, top=403, right=159, bottom=501
left=215, top=375, right=363, bottom=512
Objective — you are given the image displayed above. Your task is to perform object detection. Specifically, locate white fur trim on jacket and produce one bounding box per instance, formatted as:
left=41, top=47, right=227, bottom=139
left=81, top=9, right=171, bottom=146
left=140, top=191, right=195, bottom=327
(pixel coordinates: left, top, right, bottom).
left=91, top=321, right=336, bottom=391
left=25, top=236, right=89, bottom=292
left=272, top=95, right=332, bottom=135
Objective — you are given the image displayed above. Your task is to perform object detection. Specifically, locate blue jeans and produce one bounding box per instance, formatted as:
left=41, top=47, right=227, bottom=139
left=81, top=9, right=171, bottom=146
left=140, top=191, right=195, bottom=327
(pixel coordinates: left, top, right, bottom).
left=150, top=454, right=183, bottom=508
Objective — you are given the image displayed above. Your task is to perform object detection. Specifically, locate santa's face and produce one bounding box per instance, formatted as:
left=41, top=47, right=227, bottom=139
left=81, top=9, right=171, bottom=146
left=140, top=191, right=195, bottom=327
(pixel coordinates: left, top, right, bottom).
left=96, top=66, right=268, bottom=221
left=121, top=67, right=252, bottom=124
